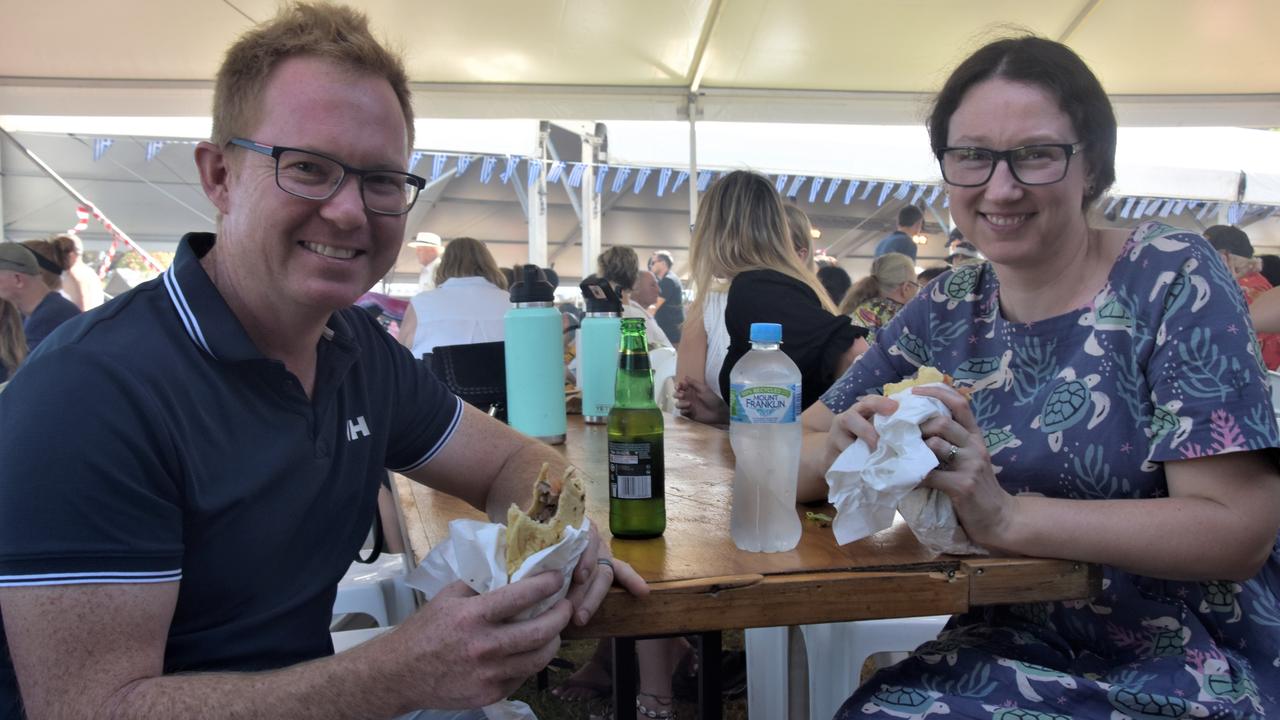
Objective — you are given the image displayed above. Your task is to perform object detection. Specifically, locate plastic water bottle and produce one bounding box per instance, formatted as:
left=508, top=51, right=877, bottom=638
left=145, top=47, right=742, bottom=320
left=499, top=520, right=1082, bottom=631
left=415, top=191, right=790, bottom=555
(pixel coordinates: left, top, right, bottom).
left=503, top=265, right=567, bottom=444
left=728, top=322, right=802, bottom=552
left=577, top=276, right=622, bottom=423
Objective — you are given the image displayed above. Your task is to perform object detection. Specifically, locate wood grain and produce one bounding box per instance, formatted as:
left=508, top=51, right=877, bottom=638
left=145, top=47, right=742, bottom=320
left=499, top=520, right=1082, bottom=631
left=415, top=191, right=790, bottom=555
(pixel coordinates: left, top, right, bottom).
left=394, top=415, right=1102, bottom=636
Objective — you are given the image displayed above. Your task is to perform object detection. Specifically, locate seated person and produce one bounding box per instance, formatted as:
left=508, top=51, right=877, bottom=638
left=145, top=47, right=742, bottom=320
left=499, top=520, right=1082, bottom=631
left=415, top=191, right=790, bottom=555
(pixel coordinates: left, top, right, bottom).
left=0, top=242, right=80, bottom=352
left=399, top=236, right=509, bottom=357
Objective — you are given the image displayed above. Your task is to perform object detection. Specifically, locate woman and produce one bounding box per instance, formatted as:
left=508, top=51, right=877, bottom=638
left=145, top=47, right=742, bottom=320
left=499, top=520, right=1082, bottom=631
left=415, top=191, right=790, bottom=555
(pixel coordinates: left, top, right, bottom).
left=51, top=234, right=105, bottom=311
left=1204, top=224, right=1280, bottom=370
left=398, top=236, right=508, bottom=358
left=784, top=203, right=817, bottom=270
left=676, top=172, right=867, bottom=424
left=799, top=36, right=1280, bottom=717
left=0, top=299, right=26, bottom=385
left=14, top=240, right=81, bottom=351
left=597, top=245, right=672, bottom=349
left=838, top=251, right=919, bottom=343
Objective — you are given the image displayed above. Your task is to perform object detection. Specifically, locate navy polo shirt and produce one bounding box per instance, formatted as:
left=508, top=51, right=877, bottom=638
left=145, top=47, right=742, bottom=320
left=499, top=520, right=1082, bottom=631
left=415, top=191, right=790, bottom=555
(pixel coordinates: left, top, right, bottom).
left=0, top=233, right=462, bottom=717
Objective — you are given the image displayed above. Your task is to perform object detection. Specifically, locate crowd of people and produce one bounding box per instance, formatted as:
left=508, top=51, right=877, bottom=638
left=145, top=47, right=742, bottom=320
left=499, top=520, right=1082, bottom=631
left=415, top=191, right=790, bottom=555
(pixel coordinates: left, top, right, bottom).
left=1, top=4, right=1278, bottom=720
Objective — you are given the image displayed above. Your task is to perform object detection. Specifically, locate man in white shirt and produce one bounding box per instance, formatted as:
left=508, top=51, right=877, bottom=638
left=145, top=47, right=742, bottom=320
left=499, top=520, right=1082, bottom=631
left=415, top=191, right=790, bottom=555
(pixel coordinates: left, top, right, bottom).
left=629, top=269, right=672, bottom=349
left=409, top=231, right=442, bottom=292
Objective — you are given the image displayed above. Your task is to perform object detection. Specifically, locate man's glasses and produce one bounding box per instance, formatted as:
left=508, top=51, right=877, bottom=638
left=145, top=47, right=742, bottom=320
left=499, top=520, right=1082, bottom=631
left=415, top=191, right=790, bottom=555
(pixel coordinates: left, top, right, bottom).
left=939, top=142, right=1083, bottom=187
left=227, top=138, right=426, bottom=216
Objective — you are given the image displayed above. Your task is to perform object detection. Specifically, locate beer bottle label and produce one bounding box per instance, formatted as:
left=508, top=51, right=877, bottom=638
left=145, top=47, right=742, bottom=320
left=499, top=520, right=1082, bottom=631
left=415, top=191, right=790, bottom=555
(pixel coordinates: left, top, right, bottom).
left=729, top=383, right=800, bottom=424
left=608, top=440, right=659, bottom=499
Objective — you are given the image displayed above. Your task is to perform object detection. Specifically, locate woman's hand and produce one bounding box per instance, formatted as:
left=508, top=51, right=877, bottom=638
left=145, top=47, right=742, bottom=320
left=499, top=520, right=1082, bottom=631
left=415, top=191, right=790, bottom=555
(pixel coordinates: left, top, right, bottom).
left=910, top=385, right=1017, bottom=551
left=674, top=376, right=729, bottom=425
left=825, top=394, right=900, bottom=469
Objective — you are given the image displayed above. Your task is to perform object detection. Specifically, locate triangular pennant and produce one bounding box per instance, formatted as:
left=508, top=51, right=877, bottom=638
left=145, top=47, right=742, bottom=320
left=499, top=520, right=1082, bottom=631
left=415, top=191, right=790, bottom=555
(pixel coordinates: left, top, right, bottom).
left=479, top=156, right=498, bottom=184
left=611, top=167, right=632, bottom=194
left=656, top=168, right=673, bottom=197
left=595, top=165, right=610, bottom=194
left=786, top=176, right=805, bottom=199
left=456, top=155, right=474, bottom=175
left=547, top=160, right=566, bottom=184
left=808, top=178, right=825, bottom=204
left=877, top=182, right=894, bottom=206
left=500, top=157, right=519, bottom=184
left=567, top=162, right=586, bottom=188
left=696, top=171, right=713, bottom=192
left=92, top=138, right=114, bottom=162
left=145, top=141, right=165, bottom=162
left=431, top=154, right=447, bottom=181
left=671, top=170, right=689, bottom=193
left=633, top=168, right=652, bottom=194
left=844, top=180, right=860, bottom=205
left=824, top=179, right=842, bottom=204
left=409, top=151, right=427, bottom=174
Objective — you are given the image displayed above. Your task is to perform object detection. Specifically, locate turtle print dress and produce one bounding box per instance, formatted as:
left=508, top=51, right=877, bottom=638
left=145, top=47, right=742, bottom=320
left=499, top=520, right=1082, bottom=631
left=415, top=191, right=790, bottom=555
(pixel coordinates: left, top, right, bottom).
left=821, top=222, right=1280, bottom=719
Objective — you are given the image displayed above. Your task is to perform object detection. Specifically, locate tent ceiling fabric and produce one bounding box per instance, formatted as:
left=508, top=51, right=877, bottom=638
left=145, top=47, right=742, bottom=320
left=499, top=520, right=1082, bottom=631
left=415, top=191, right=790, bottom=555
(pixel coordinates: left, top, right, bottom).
left=2, top=0, right=1278, bottom=125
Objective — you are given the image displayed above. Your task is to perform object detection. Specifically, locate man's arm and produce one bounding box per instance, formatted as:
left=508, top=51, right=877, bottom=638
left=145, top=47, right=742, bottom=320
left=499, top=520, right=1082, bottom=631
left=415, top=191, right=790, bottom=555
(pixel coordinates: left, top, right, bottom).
left=2, top=574, right=570, bottom=719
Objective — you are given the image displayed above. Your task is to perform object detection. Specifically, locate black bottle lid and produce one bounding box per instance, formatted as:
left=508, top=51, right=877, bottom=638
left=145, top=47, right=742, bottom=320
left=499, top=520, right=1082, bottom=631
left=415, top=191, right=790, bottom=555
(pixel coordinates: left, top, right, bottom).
left=579, top=275, right=622, bottom=314
left=508, top=264, right=555, bottom=303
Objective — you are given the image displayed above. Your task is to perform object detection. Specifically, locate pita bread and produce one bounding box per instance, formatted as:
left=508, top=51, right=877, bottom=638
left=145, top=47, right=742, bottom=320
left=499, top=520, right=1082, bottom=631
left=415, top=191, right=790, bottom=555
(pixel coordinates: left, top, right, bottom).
left=505, top=464, right=586, bottom=578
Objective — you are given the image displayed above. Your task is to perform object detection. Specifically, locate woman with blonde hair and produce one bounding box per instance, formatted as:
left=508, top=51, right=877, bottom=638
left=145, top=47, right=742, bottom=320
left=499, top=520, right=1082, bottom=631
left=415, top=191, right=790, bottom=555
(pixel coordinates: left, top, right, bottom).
left=784, top=203, right=816, bottom=271
left=839, top=251, right=920, bottom=343
left=677, top=171, right=867, bottom=417
left=398, top=236, right=510, bottom=358
left=50, top=234, right=105, bottom=311
left=0, top=299, right=26, bottom=385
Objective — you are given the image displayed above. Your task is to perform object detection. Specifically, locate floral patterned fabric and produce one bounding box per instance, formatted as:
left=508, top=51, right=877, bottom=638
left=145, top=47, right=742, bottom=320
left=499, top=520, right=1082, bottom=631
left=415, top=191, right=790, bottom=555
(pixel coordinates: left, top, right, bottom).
left=822, top=222, right=1280, bottom=719
left=850, top=296, right=905, bottom=345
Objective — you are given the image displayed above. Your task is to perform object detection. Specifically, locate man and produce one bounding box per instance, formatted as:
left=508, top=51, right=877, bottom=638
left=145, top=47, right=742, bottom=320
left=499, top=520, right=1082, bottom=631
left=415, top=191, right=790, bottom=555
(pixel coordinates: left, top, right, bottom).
left=647, top=250, right=684, bottom=346
left=409, top=231, right=443, bottom=292
left=0, top=242, right=80, bottom=352
left=873, top=204, right=924, bottom=261
left=945, top=228, right=983, bottom=267
left=0, top=6, right=643, bottom=719
left=630, top=269, right=672, bottom=349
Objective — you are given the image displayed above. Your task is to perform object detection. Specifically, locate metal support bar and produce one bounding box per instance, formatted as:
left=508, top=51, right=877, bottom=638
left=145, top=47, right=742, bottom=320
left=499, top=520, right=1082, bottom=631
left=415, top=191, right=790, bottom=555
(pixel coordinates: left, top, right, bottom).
left=687, top=93, right=700, bottom=231
left=579, top=128, right=602, bottom=279
left=528, top=121, right=550, bottom=267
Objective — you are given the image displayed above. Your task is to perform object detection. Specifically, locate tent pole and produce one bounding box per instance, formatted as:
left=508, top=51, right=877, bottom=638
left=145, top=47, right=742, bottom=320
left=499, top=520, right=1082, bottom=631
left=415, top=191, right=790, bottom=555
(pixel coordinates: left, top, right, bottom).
left=687, top=93, right=699, bottom=232
left=0, top=126, right=162, bottom=272
left=580, top=127, right=602, bottom=280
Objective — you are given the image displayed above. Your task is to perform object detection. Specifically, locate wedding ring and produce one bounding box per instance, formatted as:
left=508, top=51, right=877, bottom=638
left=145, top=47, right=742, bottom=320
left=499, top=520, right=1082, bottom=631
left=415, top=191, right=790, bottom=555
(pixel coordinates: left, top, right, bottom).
left=597, top=557, right=614, bottom=569
left=944, top=444, right=960, bottom=465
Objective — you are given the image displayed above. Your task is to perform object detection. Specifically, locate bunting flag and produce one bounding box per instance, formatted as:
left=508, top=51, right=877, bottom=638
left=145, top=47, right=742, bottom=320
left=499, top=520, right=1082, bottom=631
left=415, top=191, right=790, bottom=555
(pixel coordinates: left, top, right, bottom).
left=431, top=153, right=447, bottom=181
left=808, top=177, right=824, bottom=204
left=547, top=160, right=566, bottom=184
left=671, top=170, right=688, bottom=193
left=526, top=158, right=541, bottom=188
left=145, top=141, right=165, bottom=162
left=479, top=156, right=497, bottom=184
left=824, top=178, right=841, bottom=204
left=1105, top=196, right=1122, bottom=215
left=500, top=156, right=518, bottom=184
left=861, top=181, right=876, bottom=200
left=92, top=138, right=113, bottom=161
left=611, top=167, right=632, bottom=194
left=844, top=180, right=860, bottom=205
left=1158, top=199, right=1174, bottom=218
left=656, top=167, right=673, bottom=197
left=1196, top=202, right=1216, bottom=220
left=633, top=168, right=652, bottom=194
left=1133, top=198, right=1151, bottom=218
left=926, top=185, right=942, bottom=207
left=408, top=151, right=426, bottom=174
left=696, top=170, right=713, bottom=192
left=1228, top=202, right=1245, bottom=225
left=877, top=182, right=894, bottom=206
left=910, top=184, right=927, bottom=205
left=786, top=176, right=805, bottom=199
left=567, top=162, right=586, bottom=188
left=1171, top=199, right=1187, bottom=215
left=774, top=175, right=788, bottom=193
left=595, top=165, right=610, bottom=194
left=456, top=155, right=474, bottom=175
left=894, top=182, right=912, bottom=200
left=1120, top=197, right=1136, bottom=219
left=69, top=206, right=90, bottom=234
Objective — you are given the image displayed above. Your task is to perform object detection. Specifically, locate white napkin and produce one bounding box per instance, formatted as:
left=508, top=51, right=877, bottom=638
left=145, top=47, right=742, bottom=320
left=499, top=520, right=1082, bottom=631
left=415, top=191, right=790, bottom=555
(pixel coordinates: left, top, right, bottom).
left=404, top=517, right=591, bottom=720
left=824, top=384, right=986, bottom=555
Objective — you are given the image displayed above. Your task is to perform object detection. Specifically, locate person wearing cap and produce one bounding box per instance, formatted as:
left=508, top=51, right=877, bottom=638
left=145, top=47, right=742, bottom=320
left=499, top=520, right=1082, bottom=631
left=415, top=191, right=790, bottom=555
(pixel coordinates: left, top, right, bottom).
left=873, top=204, right=924, bottom=262
left=0, top=6, right=646, bottom=719
left=409, top=231, right=443, bottom=292
left=0, top=242, right=81, bottom=352
left=945, top=228, right=983, bottom=267
left=1206, top=224, right=1280, bottom=369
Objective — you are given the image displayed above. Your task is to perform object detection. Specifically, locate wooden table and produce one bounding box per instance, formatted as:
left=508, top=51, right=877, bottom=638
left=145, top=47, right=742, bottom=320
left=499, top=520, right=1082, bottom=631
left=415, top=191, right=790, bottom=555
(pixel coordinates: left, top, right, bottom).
left=393, top=415, right=1100, bottom=716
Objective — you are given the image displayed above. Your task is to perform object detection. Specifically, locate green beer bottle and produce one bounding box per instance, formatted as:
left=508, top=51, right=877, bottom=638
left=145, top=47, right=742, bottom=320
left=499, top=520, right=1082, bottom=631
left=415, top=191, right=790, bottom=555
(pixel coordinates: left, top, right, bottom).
left=607, top=318, right=666, bottom=538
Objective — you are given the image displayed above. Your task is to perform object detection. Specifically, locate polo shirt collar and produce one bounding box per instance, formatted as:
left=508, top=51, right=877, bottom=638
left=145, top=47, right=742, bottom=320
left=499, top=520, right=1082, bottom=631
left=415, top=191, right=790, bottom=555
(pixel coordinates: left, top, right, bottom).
left=163, top=232, right=353, bottom=364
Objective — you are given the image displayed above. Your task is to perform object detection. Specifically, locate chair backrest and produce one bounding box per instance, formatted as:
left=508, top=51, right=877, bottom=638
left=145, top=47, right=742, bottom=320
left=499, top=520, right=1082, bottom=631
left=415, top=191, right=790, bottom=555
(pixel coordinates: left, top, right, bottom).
left=424, top=341, right=507, bottom=421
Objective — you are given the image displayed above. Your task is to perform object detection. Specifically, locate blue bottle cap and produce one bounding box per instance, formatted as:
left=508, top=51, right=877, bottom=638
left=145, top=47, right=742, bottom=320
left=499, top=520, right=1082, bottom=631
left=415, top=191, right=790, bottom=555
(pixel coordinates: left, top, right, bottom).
left=749, top=322, right=782, bottom=343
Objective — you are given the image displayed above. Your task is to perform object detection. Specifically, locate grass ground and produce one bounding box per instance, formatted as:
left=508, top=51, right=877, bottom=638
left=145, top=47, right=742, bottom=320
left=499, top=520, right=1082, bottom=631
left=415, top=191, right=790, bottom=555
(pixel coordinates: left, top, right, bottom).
left=512, top=633, right=749, bottom=720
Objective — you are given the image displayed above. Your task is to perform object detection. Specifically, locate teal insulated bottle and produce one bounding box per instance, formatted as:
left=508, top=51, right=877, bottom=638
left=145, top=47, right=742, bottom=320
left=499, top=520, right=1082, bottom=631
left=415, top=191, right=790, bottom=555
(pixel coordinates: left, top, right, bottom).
left=577, top=276, right=623, bottom=423
left=504, top=265, right=567, bottom=444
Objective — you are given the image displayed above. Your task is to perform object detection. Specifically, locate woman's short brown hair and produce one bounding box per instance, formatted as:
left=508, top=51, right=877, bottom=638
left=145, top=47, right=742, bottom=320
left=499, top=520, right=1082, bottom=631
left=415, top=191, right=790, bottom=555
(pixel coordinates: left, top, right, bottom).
left=212, top=2, right=414, bottom=149
left=597, top=246, right=640, bottom=292
left=434, top=237, right=507, bottom=289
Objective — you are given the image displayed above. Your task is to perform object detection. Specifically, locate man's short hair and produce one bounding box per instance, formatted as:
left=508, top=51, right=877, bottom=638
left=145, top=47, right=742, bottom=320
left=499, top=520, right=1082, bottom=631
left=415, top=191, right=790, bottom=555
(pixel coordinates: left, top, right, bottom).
left=212, top=2, right=414, bottom=149
left=651, top=250, right=675, bottom=270
left=897, top=205, right=924, bottom=229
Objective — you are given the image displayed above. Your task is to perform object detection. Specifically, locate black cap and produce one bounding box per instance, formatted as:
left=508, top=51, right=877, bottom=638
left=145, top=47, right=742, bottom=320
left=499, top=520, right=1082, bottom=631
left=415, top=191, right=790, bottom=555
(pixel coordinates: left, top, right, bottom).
left=1204, top=225, right=1254, bottom=259
left=508, top=264, right=555, bottom=303
left=579, top=275, right=622, bottom=313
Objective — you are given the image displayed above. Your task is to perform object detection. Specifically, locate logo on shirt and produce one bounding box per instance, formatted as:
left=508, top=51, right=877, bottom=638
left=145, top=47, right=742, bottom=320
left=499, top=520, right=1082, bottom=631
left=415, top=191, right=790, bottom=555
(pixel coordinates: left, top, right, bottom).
left=346, top=416, right=371, bottom=441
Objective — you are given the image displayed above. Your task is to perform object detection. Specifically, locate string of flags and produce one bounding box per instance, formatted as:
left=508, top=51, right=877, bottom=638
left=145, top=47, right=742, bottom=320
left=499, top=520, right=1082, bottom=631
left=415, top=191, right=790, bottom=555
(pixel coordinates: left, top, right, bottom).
left=60, top=204, right=165, bottom=279
left=79, top=140, right=1279, bottom=218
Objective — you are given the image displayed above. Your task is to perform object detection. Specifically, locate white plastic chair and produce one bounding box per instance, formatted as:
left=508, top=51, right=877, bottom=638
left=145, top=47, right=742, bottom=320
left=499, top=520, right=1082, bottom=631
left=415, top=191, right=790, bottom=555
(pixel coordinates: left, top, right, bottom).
left=746, top=615, right=950, bottom=720
left=332, top=552, right=416, bottom=629
left=331, top=625, right=392, bottom=653
left=649, top=346, right=677, bottom=410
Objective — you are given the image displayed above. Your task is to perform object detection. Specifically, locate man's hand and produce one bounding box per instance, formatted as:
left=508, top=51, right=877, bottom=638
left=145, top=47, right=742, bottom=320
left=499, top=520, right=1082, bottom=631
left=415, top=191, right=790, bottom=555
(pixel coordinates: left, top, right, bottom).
left=380, top=572, right=574, bottom=709
left=564, top=522, right=648, bottom=626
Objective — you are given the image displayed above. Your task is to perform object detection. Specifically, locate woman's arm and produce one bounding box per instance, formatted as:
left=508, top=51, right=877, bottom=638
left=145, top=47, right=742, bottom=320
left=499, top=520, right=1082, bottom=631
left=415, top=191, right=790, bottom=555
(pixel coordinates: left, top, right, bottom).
left=397, top=305, right=417, bottom=351
left=1251, top=285, right=1280, bottom=333
left=674, top=315, right=707, bottom=393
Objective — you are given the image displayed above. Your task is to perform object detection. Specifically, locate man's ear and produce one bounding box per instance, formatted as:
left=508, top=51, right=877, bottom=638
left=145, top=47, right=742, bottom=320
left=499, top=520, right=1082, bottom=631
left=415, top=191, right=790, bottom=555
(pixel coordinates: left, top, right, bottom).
left=194, top=141, right=232, bottom=214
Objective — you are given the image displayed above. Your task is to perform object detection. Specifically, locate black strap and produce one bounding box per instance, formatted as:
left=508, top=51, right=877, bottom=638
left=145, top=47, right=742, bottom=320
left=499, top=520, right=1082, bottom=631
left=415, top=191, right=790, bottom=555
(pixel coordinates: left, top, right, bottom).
left=355, top=506, right=385, bottom=564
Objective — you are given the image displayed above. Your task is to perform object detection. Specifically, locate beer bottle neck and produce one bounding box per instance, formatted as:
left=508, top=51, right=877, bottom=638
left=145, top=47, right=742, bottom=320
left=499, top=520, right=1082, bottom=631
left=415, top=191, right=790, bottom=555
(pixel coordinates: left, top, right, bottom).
left=614, top=350, right=656, bottom=407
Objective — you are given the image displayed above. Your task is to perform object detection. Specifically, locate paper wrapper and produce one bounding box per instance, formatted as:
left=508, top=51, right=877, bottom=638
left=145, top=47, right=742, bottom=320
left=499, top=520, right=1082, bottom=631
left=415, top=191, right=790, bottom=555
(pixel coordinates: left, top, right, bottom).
left=824, top=384, right=986, bottom=555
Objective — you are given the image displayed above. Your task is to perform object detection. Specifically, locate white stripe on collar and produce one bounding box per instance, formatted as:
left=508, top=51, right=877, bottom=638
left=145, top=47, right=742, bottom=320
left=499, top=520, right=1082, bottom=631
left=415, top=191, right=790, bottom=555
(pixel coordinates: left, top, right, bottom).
left=163, top=267, right=216, bottom=359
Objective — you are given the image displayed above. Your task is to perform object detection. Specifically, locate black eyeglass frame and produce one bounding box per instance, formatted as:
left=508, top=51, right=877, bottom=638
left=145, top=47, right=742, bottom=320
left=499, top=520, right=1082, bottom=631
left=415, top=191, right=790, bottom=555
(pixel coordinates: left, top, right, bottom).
left=938, top=142, right=1084, bottom=187
left=226, top=137, right=427, bottom=216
